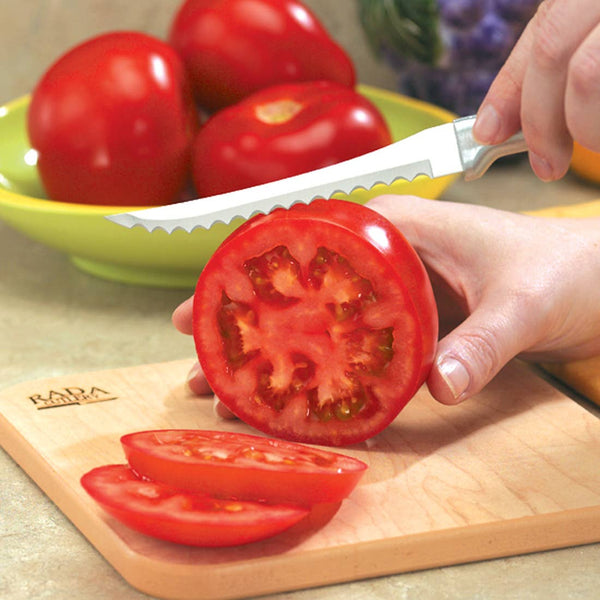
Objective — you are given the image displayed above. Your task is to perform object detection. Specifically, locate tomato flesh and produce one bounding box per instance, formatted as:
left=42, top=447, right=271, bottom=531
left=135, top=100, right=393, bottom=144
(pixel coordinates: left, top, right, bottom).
left=81, top=464, right=308, bottom=547
left=121, top=429, right=367, bottom=506
left=218, top=248, right=394, bottom=422
left=193, top=199, right=438, bottom=446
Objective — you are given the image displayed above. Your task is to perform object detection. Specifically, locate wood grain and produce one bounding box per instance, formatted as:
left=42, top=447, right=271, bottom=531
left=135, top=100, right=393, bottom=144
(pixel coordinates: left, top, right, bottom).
left=1, top=359, right=600, bottom=600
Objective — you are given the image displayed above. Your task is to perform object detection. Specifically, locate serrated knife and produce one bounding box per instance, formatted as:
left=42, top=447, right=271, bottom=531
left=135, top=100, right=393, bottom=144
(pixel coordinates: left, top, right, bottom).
left=106, top=115, right=527, bottom=233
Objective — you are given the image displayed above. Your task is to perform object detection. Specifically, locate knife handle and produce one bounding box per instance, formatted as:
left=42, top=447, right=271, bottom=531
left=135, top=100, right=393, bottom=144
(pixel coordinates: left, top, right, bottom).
left=453, top=115, right=528, bottom=182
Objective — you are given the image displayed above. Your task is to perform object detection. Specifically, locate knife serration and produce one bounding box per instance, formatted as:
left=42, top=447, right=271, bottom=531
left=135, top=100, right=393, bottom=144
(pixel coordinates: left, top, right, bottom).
left=106, top=116, right=527, bottom=233
left=108, top=159, right=433, bottom=233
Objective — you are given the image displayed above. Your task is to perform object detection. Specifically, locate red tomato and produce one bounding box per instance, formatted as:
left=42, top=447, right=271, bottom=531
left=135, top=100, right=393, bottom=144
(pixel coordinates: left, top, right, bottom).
left=193, top=199, right=438, bottom=446
left=81, top=464, right=308, bottom=547
left=191, top=81, right=392, bottom=197
left=121, top=429, right=367, bottom=506
left=168, top=0, right=356, bottom=111
left=27, top=32, right=198, bottom=206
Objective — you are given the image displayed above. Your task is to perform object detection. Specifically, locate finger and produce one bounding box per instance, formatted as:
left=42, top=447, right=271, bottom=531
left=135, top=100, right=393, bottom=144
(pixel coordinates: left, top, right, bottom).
left=473, top=15, right=536, bottom=144
left=427, top=295, right=540, bottom=405
left=565, top=23, right=600, bottom=151
left=520, top=0, right=600, bottom=180
left=367, top=194, right=464, bottom=252
left=172, top=296, right=194, bottom=335
left=474, top=0, right=600, bottom=174
left=213, top=398, right=238, bottom=420
left=185, top=361, right=213, bottom=396
left=367, top=195, right=505, bottom=268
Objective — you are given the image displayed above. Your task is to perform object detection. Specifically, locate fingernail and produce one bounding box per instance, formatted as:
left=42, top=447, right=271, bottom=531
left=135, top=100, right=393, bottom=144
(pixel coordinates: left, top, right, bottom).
left=186, top=362, right=212, bottom=396
left=437, top=356, right=470, bottom=403
left=213, top=398, right=237, bottom=420
left=473, top=105, right=501, bottom=143
left=529, top=152, right=554, bottom=182
left=186, top=361, right=201, bottom=383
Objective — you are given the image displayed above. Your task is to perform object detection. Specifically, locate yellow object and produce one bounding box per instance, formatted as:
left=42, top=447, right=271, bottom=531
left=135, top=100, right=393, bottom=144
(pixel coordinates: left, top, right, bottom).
left=541, top=358, right=600, bottom=408
left=528, top=200, right=600, bottom=408
left=570, top=142, right=600, bottom=185
left=525, top=198, right=600, bottom=218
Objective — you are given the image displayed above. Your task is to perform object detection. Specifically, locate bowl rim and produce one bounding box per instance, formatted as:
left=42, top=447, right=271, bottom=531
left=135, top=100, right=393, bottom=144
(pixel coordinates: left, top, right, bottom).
left=0, top=85, right=457, bottom=216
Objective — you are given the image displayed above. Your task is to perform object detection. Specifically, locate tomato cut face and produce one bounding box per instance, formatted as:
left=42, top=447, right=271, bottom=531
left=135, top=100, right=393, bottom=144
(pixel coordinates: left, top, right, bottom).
left=193, top=199, right=438, bottom=446
left=81, top=464, right=309, bottom=547
left=121, top=429, right=367, bottom=506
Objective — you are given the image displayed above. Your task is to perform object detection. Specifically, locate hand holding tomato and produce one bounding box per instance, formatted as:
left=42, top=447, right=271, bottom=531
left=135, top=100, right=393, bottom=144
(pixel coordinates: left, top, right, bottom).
left=366, top=195, right=600, bottom=405
left=177, top=196, right=600, bottom=410
left=27, top=32, right=198, bottom=206
left=169, top=0, right=355, bottom=111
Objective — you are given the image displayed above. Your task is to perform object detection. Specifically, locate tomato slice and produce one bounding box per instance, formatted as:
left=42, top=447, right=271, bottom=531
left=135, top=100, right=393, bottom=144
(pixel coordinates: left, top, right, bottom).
left=121, top=429, right=367, bottom=506
left=81, top=464, right=309, bottom=547
left=193, top=199, right=438, bottom=446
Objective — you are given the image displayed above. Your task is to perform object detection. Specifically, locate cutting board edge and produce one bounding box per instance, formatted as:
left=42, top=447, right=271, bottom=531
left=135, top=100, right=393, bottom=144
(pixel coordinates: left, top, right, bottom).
left=101, top=508, right=600, bottom=600
left=4, top=409, right=600, bottom=600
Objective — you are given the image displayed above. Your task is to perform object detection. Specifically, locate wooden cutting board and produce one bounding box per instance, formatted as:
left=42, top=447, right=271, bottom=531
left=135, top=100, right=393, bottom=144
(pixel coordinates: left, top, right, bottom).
left=2, top=359, right=600, bottom=600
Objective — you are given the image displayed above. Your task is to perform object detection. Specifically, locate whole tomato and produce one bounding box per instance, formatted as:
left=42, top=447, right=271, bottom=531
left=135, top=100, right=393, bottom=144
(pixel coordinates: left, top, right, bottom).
left=191, top=81, right=392, bottom=196
left=27, top=32, right=199, bottom=206
left=168, top=0, right=356, bottom=111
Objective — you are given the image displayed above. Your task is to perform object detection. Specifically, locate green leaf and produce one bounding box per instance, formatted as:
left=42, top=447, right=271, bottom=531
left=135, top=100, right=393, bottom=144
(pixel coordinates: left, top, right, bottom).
left=357, top=0, right=442, bottom=65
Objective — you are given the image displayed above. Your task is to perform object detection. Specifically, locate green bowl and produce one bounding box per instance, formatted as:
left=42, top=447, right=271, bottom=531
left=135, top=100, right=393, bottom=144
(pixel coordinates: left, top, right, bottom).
left=0, top=85, right=457, bottom=288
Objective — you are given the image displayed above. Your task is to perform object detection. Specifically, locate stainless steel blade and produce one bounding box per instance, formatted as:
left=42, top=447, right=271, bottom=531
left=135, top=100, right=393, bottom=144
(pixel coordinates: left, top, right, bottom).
left=107, top=158, right=435, bottom=233
left=106, top=115, right=526, bottom=233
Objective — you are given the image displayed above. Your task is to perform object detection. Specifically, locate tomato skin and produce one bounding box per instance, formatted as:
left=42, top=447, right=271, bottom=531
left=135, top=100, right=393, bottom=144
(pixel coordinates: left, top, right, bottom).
left=27, top=31, right=198, bottom=206
left=169, top=0, right=356, bottom=112
left=191, top=81, right=392, bottom=197
left=121, top=429, right=367, bottom=506
left=81, top=464, right=309, bottom=547
left=193, top=199, right=438, bottom=446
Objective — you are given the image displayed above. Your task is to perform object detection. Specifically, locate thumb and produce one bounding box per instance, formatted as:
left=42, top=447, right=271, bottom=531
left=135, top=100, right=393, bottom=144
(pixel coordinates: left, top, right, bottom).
left=427, top=300, right=535, bottom=405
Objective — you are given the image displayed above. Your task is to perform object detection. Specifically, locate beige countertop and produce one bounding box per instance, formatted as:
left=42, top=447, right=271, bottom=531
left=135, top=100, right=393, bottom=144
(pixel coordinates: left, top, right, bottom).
left=2, top=2, right=600, bottom=599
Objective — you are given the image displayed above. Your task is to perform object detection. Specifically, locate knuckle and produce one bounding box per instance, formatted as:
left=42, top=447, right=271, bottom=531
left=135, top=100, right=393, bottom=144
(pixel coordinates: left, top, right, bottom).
left=458, top=326, right=502, bottom=382
left=493, top=61, right=524, bottom=102
left=459, top=286, right=551, bottom=382
left=530, top=4, right=570, bottom=70
left=568, top=45, right=600, bottom=100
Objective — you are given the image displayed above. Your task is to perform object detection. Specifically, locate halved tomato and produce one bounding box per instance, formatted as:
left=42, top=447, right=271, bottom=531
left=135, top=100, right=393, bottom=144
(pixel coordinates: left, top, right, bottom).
left=193, top=199, right=438, bottom=446
left=80, top=464, right=308, bottom=547
left=121, top=429, right=367, bottom=506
